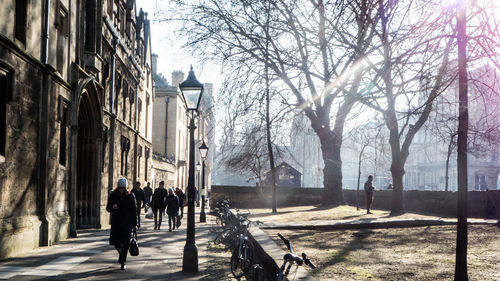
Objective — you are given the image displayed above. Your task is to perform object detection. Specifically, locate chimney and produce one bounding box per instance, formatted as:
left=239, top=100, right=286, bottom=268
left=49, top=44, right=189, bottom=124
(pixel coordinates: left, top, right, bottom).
left=171, top=71, right=184, bottom=89
left=152, top=54, right=158, bottom=74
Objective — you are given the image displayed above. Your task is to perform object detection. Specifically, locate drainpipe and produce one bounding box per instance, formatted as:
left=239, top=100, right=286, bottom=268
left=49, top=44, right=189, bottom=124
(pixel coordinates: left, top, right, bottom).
left=165, top=97, right=169, bottom=155
left=38, top=0, right=51, bottom=246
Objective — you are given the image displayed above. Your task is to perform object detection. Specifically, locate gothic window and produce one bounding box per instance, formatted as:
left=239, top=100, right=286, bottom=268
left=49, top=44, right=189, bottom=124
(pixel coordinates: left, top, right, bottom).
left=120, top=136, right=130, bottom=176
left=102, top=126, right=108, bottom=172
left=146, top=94, right=150, bottom=138
left=0, top=67, right=13, bottom=160
left=138, top=98, right=142, bottom=131
left=129, top=89, right=134, bottom=126
left=122, top=80, right=128, bottom=121
left=56, top=5, right=68, bottom=76
left=144, top=147, right=150, bottom=181
left=115, top=73, right=121, bottom=112
left=137, top=145, right=142, bottom=179
left=58, top=96, right=70, bottom=166
left=107, top=0, right=113, bottom=18
left=15, top=0, right=28, bottom=44
left=119, top=6, right=125, bottom=35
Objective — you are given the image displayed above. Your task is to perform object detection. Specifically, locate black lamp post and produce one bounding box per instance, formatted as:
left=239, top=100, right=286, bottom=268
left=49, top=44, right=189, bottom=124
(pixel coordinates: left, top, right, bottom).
left=199, top=140, right=208, bottom=222
left=179, top=66, right=204, bottom=273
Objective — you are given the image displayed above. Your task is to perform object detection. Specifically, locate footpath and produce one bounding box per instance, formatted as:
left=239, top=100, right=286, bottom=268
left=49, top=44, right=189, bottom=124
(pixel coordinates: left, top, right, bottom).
left=0, top=210, right=235, bottom=281
left=0, top=204, right=496, bottom=281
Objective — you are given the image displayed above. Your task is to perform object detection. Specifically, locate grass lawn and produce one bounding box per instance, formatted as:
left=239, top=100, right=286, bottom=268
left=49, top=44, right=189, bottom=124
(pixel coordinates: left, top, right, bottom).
left=263, top=225, right=500, bottom=280
left=242, top=205, right=500, bottom=280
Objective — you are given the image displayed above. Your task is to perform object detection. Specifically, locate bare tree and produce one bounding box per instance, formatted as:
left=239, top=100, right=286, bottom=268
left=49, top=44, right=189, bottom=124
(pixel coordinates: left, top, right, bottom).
left=358, top=0, right=457, bottom=214
left=168, top=0, right=380, bottom=206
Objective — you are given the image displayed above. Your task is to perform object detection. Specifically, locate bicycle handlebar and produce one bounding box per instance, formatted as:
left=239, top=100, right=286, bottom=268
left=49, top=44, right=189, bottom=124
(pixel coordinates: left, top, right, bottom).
left=302, top=253, right=316, bottom=269
left=277, top=233, right=294, bottom=254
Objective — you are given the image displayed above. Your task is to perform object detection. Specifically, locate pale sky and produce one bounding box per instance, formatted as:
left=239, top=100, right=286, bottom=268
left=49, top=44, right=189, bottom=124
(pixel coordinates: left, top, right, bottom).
left=136, top=0, right=218, bottom=87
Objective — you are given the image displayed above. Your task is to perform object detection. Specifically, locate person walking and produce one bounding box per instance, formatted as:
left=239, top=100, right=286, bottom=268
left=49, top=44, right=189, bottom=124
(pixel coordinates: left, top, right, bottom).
left=143, top=182, right=153, bottom=213
left=174, top=187, right=185, bottom=218
left=364, top=175, right=376, bottom=214
left=131, top=181, right=145, bottom=228
left=106, top=178, right=138, bottom=270
left=152, top=181, right=167, bottom=230
left=166, top=188, right=180, bottom=232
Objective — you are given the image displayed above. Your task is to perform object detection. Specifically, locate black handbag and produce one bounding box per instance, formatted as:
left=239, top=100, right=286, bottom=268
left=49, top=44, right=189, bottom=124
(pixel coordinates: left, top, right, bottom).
left=176, top=215, right=181, bottom=228
left=129, top=229, right=139, bottom=256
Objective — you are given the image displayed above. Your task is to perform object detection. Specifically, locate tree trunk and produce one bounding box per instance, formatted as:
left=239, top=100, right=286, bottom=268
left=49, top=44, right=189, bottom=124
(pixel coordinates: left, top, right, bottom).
left=318, top=129, right=344, bottom=206
left=454, top=0, right=468, bottom=279
left=445, top=135, right=455, bottom=192
left=388, top=125, right=405, bottom=215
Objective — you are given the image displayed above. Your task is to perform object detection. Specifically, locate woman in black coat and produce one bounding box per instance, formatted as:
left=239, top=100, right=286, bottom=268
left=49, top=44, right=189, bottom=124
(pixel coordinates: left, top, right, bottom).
left=106, top=178, right=138, bottom=270
left=166, top=188, right=180, bottom=231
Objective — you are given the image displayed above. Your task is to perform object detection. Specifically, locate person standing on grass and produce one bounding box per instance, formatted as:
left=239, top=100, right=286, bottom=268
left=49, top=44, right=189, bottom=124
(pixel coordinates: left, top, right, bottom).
left=131, top=181, right=145, bottom=228
left=166, top=188, right=180, bottom=232
left=152, top=181, right=168, bottom=230
left=364, top=175, right=376, bottom=214
left=106, top=178, right=138, bottom=270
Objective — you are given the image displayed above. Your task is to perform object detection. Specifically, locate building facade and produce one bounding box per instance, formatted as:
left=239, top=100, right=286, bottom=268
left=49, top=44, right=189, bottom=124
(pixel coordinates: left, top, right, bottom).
left=0, top=0, right=153, bottom=258
left=152, top=61, right=214, bottom=195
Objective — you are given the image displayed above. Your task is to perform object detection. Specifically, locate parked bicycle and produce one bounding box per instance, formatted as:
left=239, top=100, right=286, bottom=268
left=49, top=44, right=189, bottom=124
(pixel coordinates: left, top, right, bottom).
left=215, top=199, right=231, bottom=227
left=230, top=217, right=254, bottom=278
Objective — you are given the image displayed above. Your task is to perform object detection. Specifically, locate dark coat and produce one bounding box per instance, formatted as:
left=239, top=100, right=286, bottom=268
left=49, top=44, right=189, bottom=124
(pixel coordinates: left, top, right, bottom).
left=364, top=180, right=374, bottom=193
left=144, top=185, right=153, bottom=200
left=152, top=187, right=168, bottom=210
left=166, top=194, right=180, bottom=216
left=106, top=191, right=137, bottom=246
left=175, top=189, right=185, bottom=207
left=131, top=188, right=145, bottom=209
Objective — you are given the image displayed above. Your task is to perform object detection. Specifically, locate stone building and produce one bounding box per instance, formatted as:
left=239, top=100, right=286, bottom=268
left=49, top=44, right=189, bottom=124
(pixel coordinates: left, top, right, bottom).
left=152, top=62, right=186, bottom=188
left=152, top=60, right=214, bottom=195
left=0, top=0, right=153, bottom=258
left=405, top=66, right=500, bottom=191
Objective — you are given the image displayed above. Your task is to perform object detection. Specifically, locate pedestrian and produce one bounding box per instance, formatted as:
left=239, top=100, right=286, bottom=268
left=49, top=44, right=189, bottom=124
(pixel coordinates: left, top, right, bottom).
left=364, top=175, right=376, bottom=214
left=174, top=187, right=185, bottom=218
left=106, top=178, right=138, bottom=270
left=166, top=188, right=180, bottom=232
left=143, top=182, right=153, bottom=213
left=387, top=183, right=393, bottom=190
left=131, top=181, right=145, bottom=228
left=152, top=181, right=167, bottom=230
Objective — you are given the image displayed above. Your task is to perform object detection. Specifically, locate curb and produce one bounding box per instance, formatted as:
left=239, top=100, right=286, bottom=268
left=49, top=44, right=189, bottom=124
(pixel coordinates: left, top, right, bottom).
left=248, top=226, right=317, bottom=281
left=259, top=218, right=498, bottom=231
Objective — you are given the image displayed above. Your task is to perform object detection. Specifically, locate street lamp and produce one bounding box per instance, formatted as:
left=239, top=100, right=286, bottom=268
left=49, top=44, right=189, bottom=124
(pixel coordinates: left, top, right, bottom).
left=199, top=140, right=209, bottom=222
left=179, top=65, right=204, bottom=273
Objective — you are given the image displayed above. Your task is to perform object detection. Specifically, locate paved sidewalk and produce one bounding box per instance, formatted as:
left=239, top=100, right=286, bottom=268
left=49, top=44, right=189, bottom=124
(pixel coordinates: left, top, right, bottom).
left=0, top=211, right=234, bottom=280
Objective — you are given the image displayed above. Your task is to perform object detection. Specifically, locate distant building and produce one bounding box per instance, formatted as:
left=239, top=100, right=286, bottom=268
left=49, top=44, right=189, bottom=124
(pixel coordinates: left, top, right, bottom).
left=151, top=57, right=214, bottom=195
left=289, top=114, right=324, bottom=187
left=263, top=162, right=302, bottom=188
left=405, top=66, right=500, bottom=191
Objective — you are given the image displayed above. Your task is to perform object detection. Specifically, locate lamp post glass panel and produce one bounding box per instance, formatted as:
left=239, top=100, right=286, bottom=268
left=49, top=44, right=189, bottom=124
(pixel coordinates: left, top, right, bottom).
left=199, top=141, right=208, bottom=223
left=196, top=162, right=201, bottom=207
left=179, top=66, right=204, bottom=273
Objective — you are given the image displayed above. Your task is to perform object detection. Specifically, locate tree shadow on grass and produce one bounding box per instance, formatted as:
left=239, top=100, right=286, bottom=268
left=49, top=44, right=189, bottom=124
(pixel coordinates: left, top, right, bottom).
left=314, top=229, right=374, bottom=273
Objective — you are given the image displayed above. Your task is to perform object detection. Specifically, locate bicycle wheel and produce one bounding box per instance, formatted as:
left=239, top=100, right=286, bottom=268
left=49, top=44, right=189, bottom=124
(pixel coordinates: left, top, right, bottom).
left=214, top=228, right=231, bottom=245
left=230, top=240, right=254, bottom=278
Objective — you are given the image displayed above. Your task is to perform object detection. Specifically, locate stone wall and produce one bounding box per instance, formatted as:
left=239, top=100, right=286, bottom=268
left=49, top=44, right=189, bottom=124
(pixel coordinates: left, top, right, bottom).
left=210, top=185, right=500, bottom=219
